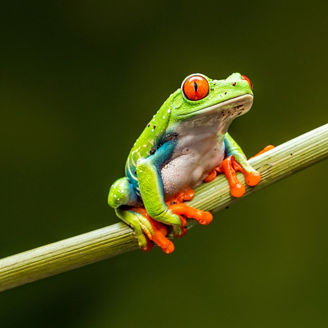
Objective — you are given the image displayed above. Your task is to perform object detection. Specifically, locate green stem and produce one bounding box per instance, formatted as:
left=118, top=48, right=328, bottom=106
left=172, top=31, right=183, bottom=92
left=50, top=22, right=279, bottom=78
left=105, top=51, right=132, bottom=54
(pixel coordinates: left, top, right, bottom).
left=0, top=124, right=327, bottom=293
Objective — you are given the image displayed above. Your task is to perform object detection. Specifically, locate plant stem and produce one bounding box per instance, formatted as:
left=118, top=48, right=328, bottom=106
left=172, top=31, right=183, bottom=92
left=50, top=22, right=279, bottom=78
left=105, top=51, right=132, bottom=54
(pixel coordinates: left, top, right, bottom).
left=0, top=124, right=327, bottom=293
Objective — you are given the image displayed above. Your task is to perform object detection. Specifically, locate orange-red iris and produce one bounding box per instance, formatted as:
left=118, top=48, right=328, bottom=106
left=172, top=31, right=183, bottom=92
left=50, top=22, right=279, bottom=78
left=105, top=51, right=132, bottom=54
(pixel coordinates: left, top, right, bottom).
left=183, top=75, right=209, bottom=101
left=241, top=75, right=253, bottom=90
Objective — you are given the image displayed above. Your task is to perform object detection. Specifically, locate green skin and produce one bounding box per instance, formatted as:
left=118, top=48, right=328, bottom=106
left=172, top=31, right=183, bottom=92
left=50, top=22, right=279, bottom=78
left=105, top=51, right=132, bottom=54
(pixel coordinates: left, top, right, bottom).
left=108, top=73, right=258, bottom=248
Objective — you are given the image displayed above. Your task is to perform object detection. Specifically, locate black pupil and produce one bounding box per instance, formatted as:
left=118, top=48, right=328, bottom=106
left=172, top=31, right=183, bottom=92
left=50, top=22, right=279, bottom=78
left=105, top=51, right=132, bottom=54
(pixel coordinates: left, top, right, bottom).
left=193, top=81, right=198, bottom=92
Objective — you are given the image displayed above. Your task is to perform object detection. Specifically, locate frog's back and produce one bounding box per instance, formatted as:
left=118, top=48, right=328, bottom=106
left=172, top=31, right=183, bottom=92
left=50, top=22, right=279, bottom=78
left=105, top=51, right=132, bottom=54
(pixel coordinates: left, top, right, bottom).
left=124, top=99, right=173, bottom=189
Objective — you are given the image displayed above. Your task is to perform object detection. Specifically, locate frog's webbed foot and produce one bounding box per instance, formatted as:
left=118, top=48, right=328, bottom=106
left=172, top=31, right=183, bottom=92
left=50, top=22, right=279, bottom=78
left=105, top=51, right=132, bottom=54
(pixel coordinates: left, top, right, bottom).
left=204, top=145, right=275, bottom=198
left=166, top=189, right=213, bottom=235
left=217, top=155, right=257, bottom=197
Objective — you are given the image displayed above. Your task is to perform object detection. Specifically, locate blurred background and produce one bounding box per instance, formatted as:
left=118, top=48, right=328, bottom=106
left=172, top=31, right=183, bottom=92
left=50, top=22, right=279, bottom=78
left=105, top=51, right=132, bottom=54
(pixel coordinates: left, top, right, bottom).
left=1, top=0, right=328, bottom=327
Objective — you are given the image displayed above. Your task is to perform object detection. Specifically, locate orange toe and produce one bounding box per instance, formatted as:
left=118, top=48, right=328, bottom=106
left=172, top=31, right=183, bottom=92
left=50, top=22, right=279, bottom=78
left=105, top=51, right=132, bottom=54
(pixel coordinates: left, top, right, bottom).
left=250, top=145, right=275, bottom=159
left=218, top=156, right=246, bottom=197
left=169, top=203, right=213, bottom=225
left=230, top=182, right=245, bottom=198
left=181, top=188, right=196, bottom=201
left=151, top=230, right=175, bottom=254
left=204, top=169, right=217, bottom=183
left=148, top=218, right=175, bottom=254
left=245, top=171, right=261, bottom=186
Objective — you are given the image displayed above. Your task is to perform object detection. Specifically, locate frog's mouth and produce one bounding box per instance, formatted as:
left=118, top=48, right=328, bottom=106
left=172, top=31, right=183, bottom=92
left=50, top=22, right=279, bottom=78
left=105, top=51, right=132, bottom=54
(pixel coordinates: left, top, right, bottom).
left=179, top=94, right=253, bottom=119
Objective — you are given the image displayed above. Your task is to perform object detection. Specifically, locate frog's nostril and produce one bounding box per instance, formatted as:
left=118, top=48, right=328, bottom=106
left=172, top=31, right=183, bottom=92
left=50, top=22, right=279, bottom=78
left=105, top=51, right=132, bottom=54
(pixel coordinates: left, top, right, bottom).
left=241, top=75, right=253, bottom=90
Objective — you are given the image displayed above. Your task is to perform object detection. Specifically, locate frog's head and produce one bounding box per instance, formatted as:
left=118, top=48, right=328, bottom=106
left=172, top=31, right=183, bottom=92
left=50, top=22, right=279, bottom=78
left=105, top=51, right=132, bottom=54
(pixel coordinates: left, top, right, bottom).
left=168, top=73, right=253, bottom=122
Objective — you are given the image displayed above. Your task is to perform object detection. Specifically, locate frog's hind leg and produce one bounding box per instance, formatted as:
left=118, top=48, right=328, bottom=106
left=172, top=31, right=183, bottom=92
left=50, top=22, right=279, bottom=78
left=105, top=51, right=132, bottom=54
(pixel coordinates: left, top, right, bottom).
left=115, top=208, right=150, bottom=251
left=130, top=207, right=175, bottom=254
left=108, top=177, right=149, bottom=250
left=108, top=177, right=174, bottom=253
left=115, top=208, right=175, bottom=253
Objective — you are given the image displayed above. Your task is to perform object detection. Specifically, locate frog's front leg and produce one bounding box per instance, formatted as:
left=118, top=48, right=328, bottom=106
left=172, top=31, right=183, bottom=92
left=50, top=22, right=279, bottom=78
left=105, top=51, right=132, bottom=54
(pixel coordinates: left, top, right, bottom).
left=205, top=133, right=262, bottom=197
left=136, top=148, right=183, bottom=237
left=221, top=132, right=261, bottom=197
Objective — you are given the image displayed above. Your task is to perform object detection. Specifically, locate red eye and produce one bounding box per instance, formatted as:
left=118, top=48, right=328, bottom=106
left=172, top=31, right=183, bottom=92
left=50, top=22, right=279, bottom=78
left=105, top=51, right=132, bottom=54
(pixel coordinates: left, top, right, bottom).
left=183, top=75, right=209, bottom=101
left=242, top=75, right=253, bottom=90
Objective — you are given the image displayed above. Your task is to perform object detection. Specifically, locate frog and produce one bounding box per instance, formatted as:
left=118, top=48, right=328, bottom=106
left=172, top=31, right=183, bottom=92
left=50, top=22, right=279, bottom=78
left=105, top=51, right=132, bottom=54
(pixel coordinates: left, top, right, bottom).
left=108, top=73, right=272, bottom=254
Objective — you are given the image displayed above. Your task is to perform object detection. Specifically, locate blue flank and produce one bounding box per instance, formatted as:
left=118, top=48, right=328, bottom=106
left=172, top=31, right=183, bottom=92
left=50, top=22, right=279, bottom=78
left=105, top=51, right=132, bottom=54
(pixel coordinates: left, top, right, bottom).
left=126, top=138, right=178, bottom=199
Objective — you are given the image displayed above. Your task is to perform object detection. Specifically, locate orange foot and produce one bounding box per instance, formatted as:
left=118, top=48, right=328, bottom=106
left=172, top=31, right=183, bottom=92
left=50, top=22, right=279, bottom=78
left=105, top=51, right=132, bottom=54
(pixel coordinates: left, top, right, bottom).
left=204, top=145, right=275, bottom=198
left=166, top=189, right=213, bottom=237
left=132, top=188, right=213, bottom=254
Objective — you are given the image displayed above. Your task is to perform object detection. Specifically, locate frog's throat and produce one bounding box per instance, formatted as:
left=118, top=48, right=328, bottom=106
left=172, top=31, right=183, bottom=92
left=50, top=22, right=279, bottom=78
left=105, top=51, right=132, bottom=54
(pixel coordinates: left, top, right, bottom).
left=177, top=94, right=253, bottom=119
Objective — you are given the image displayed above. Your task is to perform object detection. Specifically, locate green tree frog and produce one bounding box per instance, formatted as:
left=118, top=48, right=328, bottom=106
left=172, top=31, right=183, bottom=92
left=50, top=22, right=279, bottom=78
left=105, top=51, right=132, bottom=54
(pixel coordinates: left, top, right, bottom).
left=108, top=73, right=272, bottom=254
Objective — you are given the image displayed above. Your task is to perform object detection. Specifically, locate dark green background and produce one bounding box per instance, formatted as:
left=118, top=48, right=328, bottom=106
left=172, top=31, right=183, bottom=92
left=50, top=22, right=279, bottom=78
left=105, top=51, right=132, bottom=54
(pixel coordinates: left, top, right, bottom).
left=1, top=0, right=328, bottom=327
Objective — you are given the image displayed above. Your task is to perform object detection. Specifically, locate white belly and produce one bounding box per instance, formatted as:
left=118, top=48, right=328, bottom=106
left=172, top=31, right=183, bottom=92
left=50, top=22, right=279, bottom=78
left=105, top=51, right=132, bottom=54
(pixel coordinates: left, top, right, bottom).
left=161, top=130, right=225, bottom=198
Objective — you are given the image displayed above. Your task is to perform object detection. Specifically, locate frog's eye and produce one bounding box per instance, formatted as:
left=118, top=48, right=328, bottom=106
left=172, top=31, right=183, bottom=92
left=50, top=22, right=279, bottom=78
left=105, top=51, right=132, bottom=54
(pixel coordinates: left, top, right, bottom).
left=241, top=75, right=253, bottom=90
left=182, top=75, right=209, bottom=101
